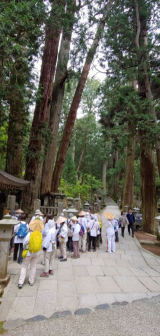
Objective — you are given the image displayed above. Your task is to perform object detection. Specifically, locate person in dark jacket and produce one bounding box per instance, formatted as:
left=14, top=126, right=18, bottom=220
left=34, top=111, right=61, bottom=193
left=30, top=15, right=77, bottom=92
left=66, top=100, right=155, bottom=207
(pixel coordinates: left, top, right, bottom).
left=126, top=208, right=135, bottom=237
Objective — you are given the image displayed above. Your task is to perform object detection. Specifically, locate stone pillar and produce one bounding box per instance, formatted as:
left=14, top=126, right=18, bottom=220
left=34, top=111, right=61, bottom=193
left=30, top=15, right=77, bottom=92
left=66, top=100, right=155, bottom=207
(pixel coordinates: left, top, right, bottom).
left=94, top=202, right=99, bottom=212
left=124, top=205, right=129, bottom=213
left=66, top=197, right=74, bottom=208
left=74, top=198, right=81, bottom=211
left=33, top=199, right=41, bottom=212
left=0, top=215, right=19, bottom=285
left=63, top=198, right=67, bottom=210
left=58, top=202, right=63, bottom=215
left=7, top=195, right=16, bottom=210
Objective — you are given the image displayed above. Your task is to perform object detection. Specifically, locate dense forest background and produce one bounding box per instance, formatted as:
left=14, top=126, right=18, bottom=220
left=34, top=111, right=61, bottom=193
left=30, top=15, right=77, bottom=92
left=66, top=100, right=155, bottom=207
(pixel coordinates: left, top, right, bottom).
left=0, top=0, right=160, bottom=233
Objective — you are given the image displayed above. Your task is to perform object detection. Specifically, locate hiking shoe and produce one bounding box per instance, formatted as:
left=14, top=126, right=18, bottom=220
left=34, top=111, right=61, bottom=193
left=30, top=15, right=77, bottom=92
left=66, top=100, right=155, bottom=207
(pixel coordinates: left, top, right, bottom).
left=49, top=270, right=53, bottom=275
left=40, top=272, right=49, bottom=277
left=28, top=281, right=34, bottom=286
left=60, top=258, right=67, bottom=262
left=58, top=256, right=63, bottom=259
left=18, top=284, right=22, bottom=289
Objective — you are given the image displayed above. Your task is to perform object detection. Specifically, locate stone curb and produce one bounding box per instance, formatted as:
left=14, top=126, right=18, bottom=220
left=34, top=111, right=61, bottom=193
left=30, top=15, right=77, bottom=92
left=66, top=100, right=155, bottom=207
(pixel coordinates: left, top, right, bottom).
left=2, top=294, right=160, bottom=332
left=134, top=234, right=160, bottom=260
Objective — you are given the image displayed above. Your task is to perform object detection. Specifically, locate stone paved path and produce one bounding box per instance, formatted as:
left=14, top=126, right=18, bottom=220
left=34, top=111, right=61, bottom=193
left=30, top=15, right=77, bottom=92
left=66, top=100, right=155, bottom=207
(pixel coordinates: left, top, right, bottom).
left=1, top=198, right=160, bottom=323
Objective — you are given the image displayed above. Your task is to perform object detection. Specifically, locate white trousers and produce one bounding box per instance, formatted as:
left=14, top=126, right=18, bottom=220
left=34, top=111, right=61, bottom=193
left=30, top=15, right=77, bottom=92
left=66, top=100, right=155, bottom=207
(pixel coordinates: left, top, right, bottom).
left=79, top=232, right=87, bottom=252
left=18, top=255, right=38, bottom=285
left=60, top=242, right=67, bottom=259
left=45, top=251, right=54, bottom=273
left=107, top=234, right=115, bottom=253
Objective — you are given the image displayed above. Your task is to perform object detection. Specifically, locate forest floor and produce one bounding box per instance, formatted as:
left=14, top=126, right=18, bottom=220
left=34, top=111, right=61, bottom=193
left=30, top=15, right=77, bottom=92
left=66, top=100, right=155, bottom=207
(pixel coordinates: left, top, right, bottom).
left=1, top=199, right=160, bottom=335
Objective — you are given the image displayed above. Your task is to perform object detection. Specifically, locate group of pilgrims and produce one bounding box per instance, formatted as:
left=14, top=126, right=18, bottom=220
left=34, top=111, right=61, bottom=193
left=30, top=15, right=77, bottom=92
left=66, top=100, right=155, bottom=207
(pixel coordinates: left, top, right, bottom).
left=11, top=207, right=133, bottom=288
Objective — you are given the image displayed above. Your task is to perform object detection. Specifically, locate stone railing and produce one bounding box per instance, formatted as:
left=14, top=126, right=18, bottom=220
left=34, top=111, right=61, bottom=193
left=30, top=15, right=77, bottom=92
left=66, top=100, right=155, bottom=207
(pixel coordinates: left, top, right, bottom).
left=40, top=206, right=57, bottom=217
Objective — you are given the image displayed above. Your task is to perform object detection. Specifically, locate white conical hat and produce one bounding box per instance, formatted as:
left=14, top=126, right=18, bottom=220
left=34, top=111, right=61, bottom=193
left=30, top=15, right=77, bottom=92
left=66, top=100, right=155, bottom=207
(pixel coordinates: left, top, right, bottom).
left=29, top=219, right=44, bottom=232
left=56, top=216, right=67, bottom=224
left=15, top=209, right=24, bottom=214
left=70, top=216, right=78, bottom=222
left=78, top=211, right=86, bottom=216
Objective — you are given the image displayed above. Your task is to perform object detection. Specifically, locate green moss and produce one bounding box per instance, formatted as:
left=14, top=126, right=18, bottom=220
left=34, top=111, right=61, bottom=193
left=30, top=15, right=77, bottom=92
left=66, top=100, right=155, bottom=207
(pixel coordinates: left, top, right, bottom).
left=0, top=321, right=6, bottom=335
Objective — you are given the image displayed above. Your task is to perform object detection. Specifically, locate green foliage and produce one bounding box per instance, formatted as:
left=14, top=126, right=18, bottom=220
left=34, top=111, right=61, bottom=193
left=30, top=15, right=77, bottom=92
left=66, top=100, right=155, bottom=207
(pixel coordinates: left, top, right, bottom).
left=0, top=0, right=47, bottom=171
left=0, top=123, right=7, bottom=170
left=60, top=174, right=102, bottom=203
left=62, top=148, right=76, bottom=184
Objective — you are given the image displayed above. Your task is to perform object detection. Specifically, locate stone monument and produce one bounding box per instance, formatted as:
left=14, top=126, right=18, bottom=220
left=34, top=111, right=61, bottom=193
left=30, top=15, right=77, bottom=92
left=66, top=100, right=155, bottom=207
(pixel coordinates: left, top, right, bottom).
left=0, top=214, right=19, bottom=285
left=7, top=195, right=16, bottom=210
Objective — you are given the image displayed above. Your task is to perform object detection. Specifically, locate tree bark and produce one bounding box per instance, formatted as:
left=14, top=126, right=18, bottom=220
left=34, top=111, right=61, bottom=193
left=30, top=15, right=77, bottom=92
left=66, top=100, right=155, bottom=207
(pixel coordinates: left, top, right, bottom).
left=5, top=83, right=23, bottom=177
left=135, top=0, right=157, bottom=233
left=51, top=0, right=114, bottom=192
left=102, top=159, right=107, bottom=194
left=40, top=0, right=76, bottom=195
left=140, top=145, right=156, bottom=233
left=22, top=2, right=62, bottom=213
left=72, top=127, right=76, bottom=162
left=76, top=142, right=86, bottom=174
left=123, top=136, right=135, bottom=208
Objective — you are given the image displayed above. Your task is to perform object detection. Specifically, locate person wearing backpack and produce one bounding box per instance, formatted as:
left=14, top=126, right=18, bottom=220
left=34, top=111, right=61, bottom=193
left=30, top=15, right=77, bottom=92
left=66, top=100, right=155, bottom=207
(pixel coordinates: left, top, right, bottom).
left=57, top=216, right=68, bottom=262
left=88, top=215, right=99, bottom=252
left=40, top=219, right=58, bottom=277
left=94, top=214, right=101, bottom=248
left=70, top=216, right=80, bottom=259
left=18, top=219, right=44, bottom=288
left=78, top=211, right=87, bottom=253
left=67, top=213, right=74, bottom=253
left=31, top=209, right=43, bottom=223
left=13, top=213, right=29, bottom=264
left=114, top=218, right=119, bottom=242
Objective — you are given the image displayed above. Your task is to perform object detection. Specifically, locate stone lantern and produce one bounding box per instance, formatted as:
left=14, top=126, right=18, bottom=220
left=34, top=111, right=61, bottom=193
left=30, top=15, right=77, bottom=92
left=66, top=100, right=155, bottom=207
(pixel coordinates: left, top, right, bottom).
left=155, top=215, right=160, bottom=236
left=0, top=215, right=19, bottom=285
left=66, top=197, right=74, bottom=208
left=74, top=198, right=81, bottom=211
left=118, top=199, right=121, bottom=207
left=84, top=202, right=90, bottom=211
left=64, top=206, right=78, bottom=218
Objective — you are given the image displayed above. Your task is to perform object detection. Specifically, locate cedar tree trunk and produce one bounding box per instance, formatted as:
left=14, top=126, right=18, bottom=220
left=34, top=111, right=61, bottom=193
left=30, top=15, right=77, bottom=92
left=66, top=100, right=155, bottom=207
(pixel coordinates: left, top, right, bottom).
left=102, top=159, right=107, bottom=194
left=123, top=136, right=135, bottom=208
left=40, top=0, right=75, bottom=195
left=22, top=3, right=61, bottom=213
left=135, top=0, right=157, bottom=233
left=51, top=0, right=114, bottom=192
left=5, top=83, right=23, bottom=177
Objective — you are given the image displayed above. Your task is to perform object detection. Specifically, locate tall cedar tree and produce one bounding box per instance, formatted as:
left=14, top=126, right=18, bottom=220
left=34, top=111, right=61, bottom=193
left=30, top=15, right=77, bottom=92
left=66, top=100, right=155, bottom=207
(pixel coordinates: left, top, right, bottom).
left=22, top=1, right=63, bottom=213
left=51, top=0, right=114, bottom=192
left=0, top=1, right=45, bottom=177
left=135, top=0, right=157, bottom=233
left=41, top=0, right=76, bottom=195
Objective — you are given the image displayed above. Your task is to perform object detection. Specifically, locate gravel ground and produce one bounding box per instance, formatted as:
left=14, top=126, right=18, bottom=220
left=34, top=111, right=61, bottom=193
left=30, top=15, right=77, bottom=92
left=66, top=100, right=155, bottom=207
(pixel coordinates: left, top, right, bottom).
left=4, top=295, right=160, bottom=336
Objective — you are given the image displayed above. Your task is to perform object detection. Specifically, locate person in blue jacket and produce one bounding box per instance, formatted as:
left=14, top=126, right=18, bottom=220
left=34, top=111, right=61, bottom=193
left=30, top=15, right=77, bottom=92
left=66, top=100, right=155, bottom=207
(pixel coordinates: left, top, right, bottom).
left=126, top=208, right=135, bottom=237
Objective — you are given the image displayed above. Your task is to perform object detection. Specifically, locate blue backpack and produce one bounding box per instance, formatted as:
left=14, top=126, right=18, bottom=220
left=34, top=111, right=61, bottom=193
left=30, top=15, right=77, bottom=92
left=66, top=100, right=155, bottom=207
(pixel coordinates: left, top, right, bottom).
left=17, top=223, right=28, bottom=238
left=79, top=223, right=85, bottom=236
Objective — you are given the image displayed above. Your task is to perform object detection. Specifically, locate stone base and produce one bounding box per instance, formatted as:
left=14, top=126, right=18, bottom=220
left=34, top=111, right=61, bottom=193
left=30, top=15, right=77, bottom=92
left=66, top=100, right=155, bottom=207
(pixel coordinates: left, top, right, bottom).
left=0, top=275, right=10, bottom=287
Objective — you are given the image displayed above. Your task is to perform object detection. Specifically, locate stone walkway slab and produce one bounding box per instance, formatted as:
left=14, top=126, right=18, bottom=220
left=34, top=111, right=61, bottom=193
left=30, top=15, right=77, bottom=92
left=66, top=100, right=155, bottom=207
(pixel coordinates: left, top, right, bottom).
left=1, top=198, right=160, bottom=322
left=113, top=276, right=149, bottom=293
